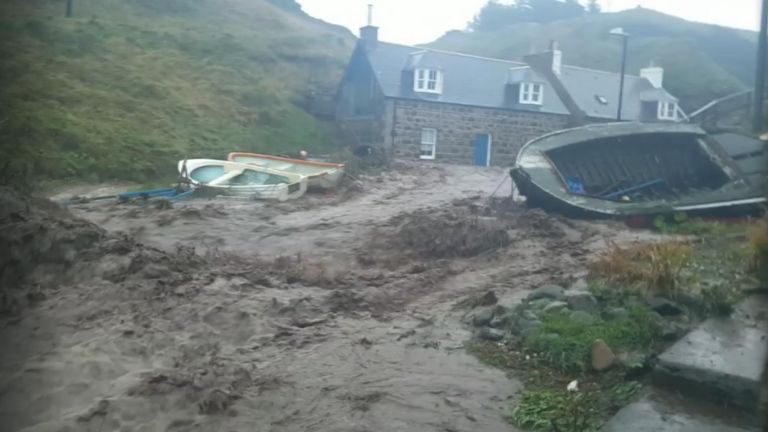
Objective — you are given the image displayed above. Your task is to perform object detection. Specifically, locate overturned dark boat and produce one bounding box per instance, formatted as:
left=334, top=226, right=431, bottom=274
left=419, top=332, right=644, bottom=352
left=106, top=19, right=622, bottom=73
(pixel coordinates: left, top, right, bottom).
left=510, top=122, right=766, bottom=218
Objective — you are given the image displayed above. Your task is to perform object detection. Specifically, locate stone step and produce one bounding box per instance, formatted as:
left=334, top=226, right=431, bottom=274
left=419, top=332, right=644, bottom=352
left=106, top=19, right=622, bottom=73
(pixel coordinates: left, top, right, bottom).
left=601, top=390, right=761, bottom=432
left=651, top=295, right=768, bottom=411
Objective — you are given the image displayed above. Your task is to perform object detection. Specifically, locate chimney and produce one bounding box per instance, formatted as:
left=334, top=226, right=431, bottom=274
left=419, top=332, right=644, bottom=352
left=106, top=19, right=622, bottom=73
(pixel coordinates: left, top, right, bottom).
left=524, top=41, right=563, bottom=76
left=359, top=4, right=378, bottom=51
left=640, top=62, right=664, bottom=88
left=550, top=40, right=562, bottom=75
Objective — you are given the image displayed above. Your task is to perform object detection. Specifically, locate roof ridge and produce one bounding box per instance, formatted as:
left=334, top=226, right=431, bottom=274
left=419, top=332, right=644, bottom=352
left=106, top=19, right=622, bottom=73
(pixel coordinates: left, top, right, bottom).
left=562, top=64, right=640, bottom=78
left=378, top=41, right=527, bottom=66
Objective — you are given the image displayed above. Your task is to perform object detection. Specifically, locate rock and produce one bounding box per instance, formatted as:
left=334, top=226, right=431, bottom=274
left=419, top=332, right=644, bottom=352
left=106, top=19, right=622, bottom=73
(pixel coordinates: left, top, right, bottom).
left=476, top=327, right=505, bottom=341
left=605, top=307, right=629, bottom=321
left=543, top=301, right=568, bottom=314
left=521, top=327, right=540, bottom=339
left=569, top=279, right=588, bottom=291
left=466, top=306, right=496, bottom=327
left=522, top=310, right=539, bottom=321
left=647, top=297, right=685, bottom=316
left=569, top=310, right=595, bottom=326
left=617, top=351, right=649, bottom=375
left=528, top=284, right=565, bottom=300
left=564, top=291, right=598, bottom=313
left=489, top=312, right=516, bottom=329
left=660, top=320, right=690, bottom=340
left=475, top=290, right=498, bottom=307
left=528, top=298, right=554, bottom=310
left=518, top=318, right=541, bottom=331
left=591, top=339, right=615, bottom=371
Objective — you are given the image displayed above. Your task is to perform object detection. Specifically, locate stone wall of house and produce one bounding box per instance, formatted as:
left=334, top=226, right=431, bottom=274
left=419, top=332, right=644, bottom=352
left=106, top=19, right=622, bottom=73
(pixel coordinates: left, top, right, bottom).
left=391, top=99, right=570, bottom=166
left=337, top=100, right=395, bottom=157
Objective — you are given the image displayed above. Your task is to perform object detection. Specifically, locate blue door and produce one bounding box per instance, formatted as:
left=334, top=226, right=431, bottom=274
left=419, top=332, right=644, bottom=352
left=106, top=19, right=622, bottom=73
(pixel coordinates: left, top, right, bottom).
left=474, top=134, right=491, bottom=166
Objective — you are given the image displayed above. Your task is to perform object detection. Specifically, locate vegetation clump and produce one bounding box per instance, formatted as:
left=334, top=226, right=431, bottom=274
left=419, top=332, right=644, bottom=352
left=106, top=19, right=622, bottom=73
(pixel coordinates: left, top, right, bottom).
left=525, top=307, right=661, bottom=374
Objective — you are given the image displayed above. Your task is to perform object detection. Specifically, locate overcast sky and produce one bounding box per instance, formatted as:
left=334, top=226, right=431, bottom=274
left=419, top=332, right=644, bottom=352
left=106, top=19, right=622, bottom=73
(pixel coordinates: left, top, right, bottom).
left=298, top=0, right=762, bottom=45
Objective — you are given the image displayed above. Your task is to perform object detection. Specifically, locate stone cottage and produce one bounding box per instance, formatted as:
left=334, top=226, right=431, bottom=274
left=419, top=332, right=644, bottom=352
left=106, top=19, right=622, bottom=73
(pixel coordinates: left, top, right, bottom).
left=336, top=24, right=685, bottom=166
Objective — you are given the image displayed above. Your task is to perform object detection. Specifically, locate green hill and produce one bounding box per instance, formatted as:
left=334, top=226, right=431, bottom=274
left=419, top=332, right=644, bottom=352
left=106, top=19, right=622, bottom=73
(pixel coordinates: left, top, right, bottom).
left=0, top=0, right=354, bottom=184
left=430, top=7, right=754, bottom=113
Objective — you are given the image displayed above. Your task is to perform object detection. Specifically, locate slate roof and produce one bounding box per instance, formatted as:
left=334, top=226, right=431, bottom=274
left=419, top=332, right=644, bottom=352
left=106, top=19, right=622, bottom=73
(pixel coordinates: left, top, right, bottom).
left=366, top=42, right=570, bottom=116
left=363, top=41, right=680, bottom=121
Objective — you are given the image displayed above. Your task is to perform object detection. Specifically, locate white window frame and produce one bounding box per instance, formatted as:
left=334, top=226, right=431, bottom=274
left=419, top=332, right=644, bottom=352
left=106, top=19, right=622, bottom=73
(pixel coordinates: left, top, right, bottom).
left=414, top=69, right=443, bottom=94
left=658, top=101, right=678, bottom=121
left=519, top=82, right=544, bottom=105
left=419, top=128, right=437, bottom=160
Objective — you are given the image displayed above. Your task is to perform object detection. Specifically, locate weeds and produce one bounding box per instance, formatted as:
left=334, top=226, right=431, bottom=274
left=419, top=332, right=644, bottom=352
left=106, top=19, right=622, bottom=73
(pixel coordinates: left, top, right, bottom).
left=526, top=307, right=661, bottom=374
left=511, top=389, right=601, bottom=432
left=510, top=383, right=642, bottom=432
left=749, top=218, right=768, bottom=283
left=652, top=213, right=733, bottom=237
left=590, top=241, right=692, bottom=299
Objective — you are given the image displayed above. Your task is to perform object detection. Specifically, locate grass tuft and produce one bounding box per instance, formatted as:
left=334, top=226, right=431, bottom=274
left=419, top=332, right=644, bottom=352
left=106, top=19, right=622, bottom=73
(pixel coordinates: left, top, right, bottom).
left=589, top=241, right=692, bottom=299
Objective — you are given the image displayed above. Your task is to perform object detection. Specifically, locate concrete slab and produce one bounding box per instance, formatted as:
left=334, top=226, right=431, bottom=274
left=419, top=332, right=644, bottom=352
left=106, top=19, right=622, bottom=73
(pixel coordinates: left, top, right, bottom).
left=653, top=295, right=768, bottom=411
left=601, top=397, right=759, bottom=432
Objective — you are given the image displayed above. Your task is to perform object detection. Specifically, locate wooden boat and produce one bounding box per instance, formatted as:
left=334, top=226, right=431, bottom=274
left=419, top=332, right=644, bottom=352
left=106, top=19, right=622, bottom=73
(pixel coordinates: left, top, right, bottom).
left=510, top=122, right=766, bottom=218
left=227, top=152, right=345, bottom=190
left=178, top=159, right=308, bottom=201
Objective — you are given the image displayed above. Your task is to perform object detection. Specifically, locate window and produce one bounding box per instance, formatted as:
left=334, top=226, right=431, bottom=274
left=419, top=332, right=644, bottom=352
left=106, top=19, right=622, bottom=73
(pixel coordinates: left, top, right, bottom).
left=658, top=101, right=677, bottom=120
left=519, top=82, right=544, bottom=105
left=420, top=128, right=437, bottom=160
left=414, top=69, right=443, bottom=94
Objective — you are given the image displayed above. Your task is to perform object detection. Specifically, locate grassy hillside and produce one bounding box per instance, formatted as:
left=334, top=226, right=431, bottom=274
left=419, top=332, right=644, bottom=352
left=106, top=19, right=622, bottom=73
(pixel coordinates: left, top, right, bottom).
left=431, top=8, right=753, bottom=112
left=0, top=0, right=354, bottom=184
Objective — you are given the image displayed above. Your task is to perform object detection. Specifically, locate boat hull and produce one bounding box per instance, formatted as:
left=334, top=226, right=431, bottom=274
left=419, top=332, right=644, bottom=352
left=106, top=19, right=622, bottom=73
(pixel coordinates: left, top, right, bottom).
left=227, top=152, right=345, bottom=190
left=178, top=159, right=308, bottom=201
left=511, top=122, right=766, bottom=219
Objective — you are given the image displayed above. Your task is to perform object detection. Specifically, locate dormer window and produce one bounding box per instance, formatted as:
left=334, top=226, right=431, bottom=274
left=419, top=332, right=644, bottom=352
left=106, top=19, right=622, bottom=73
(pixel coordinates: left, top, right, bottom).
left=414, top=69, right=443, bottom=94
left=520, top=82, right=543, bottom=105
left=658, top=101, right=677, bottom=120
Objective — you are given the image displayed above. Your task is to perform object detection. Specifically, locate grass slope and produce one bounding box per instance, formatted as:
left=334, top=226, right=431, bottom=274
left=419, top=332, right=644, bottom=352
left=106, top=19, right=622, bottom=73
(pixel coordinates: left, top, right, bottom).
left=430, top=8, right=753, bottom=112
left=0, top=0, right=353, bottom=184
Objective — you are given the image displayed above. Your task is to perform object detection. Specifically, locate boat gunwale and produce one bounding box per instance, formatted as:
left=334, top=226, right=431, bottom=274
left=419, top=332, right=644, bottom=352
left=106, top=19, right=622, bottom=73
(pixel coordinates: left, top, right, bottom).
left=511, top=122, right=764, bottom=215
left=227, top=152, right=346, bottom=171
left=179, top=159, right=306, bottom=186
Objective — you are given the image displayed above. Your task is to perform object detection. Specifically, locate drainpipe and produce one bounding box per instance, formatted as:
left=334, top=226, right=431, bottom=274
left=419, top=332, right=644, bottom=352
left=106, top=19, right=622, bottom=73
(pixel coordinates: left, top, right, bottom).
left=753, top=0, right=768, bottom=133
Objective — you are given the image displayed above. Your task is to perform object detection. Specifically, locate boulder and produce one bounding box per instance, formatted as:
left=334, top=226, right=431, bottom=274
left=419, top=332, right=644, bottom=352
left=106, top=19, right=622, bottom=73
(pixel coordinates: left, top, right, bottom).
left=647, top=297, right=685, bottom=316
left=489, top=312, right=516, bottom=329
left=543, top=301, right=569, bottom=315
left=475, top=290, right=498, bottom=307
left=605, top=307, right=629, bottom=321
left=521, top=327, right=540, bottom=339
left=617, top=351, right=649, bottom=371
left=518, top=318, right=541, bottom=331
left=569, top=279, right=588, bottom=291
left=591, top=339, right=615, bottom=371
left=528, top=284, right=565, bottom=300
left=570, top=310, right=595, bottom=326
left=476, top=327, right=506, bottom=342
left=529, top=298, right=555, bottom=310
left=465, top=306, right=497, bottom=327
left=564, top=291, right=598, bottom=313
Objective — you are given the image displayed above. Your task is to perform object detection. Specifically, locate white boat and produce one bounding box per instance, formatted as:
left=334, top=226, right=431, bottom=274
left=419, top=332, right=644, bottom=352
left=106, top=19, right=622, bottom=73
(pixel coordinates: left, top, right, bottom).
left=178, top=159, right=308, bottom=201
left=227, top=152, right=345, bottom=190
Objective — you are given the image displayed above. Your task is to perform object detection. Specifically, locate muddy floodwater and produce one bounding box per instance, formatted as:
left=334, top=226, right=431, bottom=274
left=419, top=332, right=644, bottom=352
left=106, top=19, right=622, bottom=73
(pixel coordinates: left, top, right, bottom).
left=1, top=163, right=659, bottom=431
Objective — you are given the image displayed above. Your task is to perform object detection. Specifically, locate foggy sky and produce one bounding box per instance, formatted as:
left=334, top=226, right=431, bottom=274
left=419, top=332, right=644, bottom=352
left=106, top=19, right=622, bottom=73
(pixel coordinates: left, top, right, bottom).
left=298, top=0, right=762, bottom=45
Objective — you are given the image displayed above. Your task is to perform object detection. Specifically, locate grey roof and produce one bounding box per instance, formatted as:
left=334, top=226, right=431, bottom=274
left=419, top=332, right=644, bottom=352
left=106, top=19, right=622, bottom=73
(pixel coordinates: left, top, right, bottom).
left=366, top=42, right=570, bottom=116
left=362, top=41, right=680, bottom=121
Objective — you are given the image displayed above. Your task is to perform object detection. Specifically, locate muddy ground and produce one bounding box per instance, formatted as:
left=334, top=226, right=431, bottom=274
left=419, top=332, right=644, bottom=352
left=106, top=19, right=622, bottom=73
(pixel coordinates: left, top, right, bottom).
left=1, top=163, right=659, bottom=432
